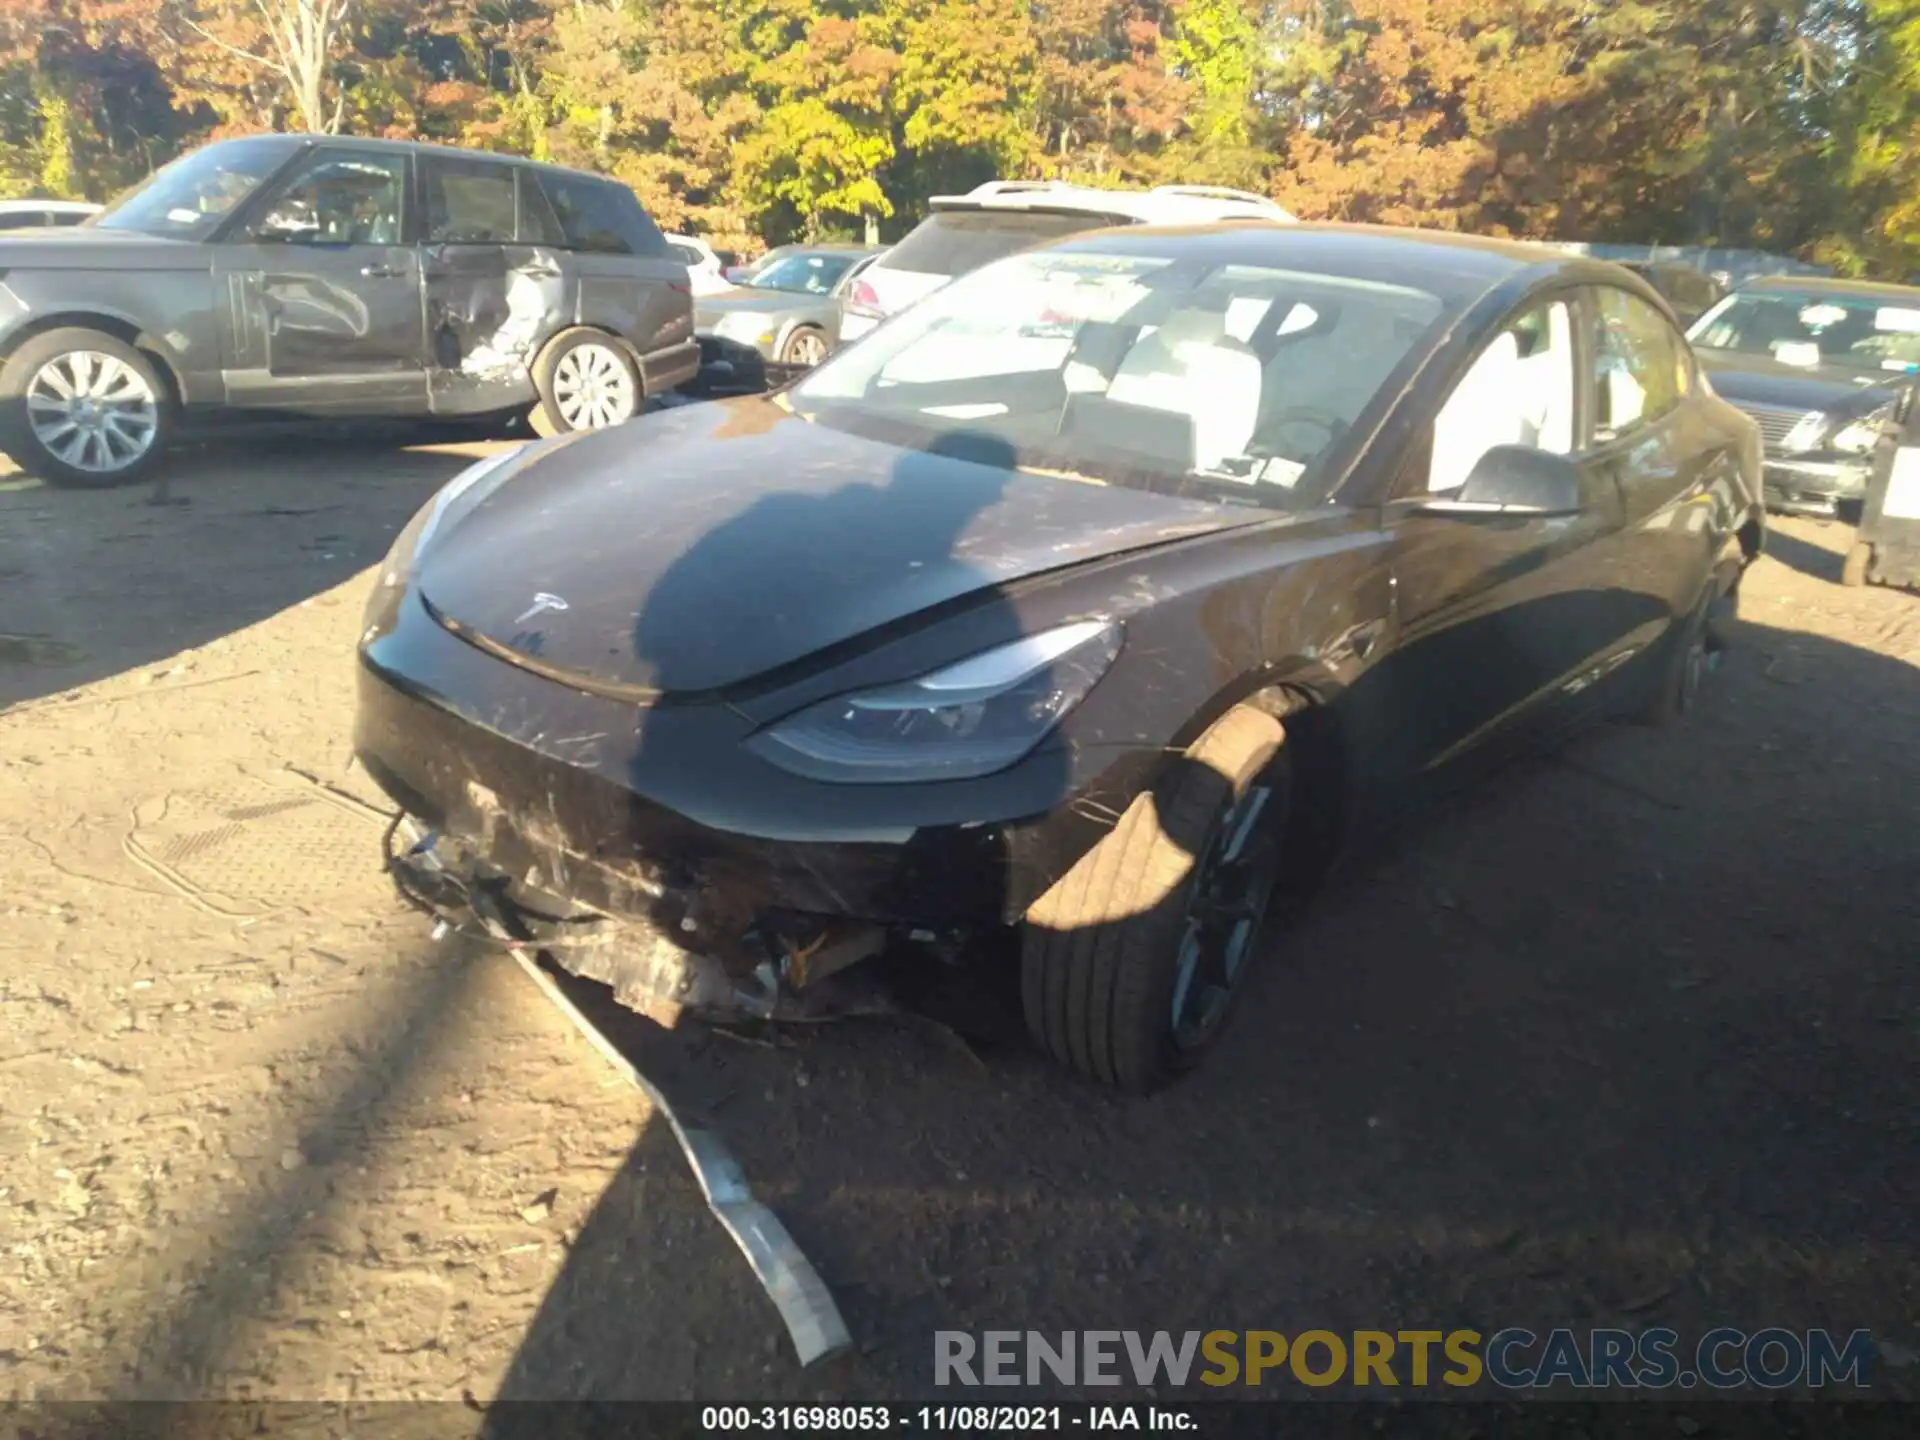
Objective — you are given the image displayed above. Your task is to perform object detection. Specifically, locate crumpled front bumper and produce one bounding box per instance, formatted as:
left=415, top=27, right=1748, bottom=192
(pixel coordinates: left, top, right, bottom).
left=352, top=590, right=1130, bottom=945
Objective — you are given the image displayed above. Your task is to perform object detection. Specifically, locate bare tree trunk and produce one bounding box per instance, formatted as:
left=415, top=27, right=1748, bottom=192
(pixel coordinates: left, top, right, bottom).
left=261, top=0, right=354, bottom=133
left=190, top=0, right=355, bottom=134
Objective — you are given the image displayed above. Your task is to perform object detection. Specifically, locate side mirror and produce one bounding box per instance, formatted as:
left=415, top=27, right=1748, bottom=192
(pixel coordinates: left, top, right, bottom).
left=1420, top=444, right=1583, bottom=516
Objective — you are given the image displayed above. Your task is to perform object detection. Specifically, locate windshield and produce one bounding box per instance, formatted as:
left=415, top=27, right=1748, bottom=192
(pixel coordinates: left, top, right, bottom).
left=789, top=248, right=1447, bottom=510
left=883, top=209, right=1116, bottom=279
left=1687, top=288, right=1920, bottom=374
left=749, top=252, right=858, bottom=294
left=94, top=137, right=300, bottom=240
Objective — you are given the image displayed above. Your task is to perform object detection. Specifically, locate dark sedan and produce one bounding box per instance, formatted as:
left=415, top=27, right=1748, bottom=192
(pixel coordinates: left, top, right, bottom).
left=356, top=224, right=1764, bottom=1090
left=1687, top=276, right=1920, bottom=517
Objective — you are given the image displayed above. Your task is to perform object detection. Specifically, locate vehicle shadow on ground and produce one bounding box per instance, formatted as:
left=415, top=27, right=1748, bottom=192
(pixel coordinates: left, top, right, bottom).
left=0, top=424, right=490, bottom=709
left=490, top=610, right=1920, bottom=1402
left=1758, top=523, right=1849, bottom=584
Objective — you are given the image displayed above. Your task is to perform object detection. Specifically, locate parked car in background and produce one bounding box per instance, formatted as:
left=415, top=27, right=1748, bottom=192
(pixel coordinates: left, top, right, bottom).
left=0, top=200, right=102, bottom=230
left=359, top=224, right=1761, bottom=1090
left=1686, top=276, right=1920, bottom=517
left=839, top=181, right=1295, bottom=343
left=665, top=233, right=729, bottom=296
left=697, top=245, right=884, bottom=387
left=1620, top=260, right=1725, bottom=326
left=0, top=134, right=697, bottom=488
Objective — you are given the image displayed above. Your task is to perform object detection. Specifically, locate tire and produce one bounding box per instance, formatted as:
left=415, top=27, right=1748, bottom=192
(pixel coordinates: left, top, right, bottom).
left=1841, top=541, right=1872, bottom=588
left=533, top=330, right=642, bottom=434
left=0, top=327, right=173, bottom=488
left=1636, top=588, right=1714, bottom=728
left=778, top=327, right=828, bottom=368
left=1021, top=706, right=1289, bottom=1091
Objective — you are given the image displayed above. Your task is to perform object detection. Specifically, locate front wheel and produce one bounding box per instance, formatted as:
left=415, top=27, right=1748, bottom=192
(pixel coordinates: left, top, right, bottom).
left=0, top=328, right=173, bottom=487
left=778, top=327, right=829, bottom=367
left=1020, top=706, right=1289, bottom=1091
left=534, top=331, right=642, bottom=433
left=1636, top=588, right=1715, bottom=727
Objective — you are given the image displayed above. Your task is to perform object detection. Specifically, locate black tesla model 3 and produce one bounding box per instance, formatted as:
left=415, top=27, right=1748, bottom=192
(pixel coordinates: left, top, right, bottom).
left=355, top=223, right=1765, bottom=1090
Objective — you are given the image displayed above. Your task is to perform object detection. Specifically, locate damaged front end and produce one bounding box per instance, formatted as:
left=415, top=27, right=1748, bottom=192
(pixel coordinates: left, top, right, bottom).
left=384, top=814, right=907, bottom=1027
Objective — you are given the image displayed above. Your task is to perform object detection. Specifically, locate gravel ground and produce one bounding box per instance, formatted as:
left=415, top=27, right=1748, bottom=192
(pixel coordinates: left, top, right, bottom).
left=1, top=429, right=1916, bottom=1405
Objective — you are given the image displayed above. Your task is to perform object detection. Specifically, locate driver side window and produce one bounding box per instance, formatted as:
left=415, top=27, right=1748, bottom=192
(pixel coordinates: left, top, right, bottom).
left=1426, top=301, right=1575, bottom=493
left=248, top=151, right=406, bottom=247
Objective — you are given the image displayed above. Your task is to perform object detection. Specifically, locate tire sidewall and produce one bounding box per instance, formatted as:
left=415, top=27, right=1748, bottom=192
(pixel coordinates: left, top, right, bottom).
left=0, top=328, right=173, bottom=488
left=1641, top=589, right=1715, bottom=726
left=534, top=330, right=642, bottom=434
left=780, top=328, right=825, bottom=367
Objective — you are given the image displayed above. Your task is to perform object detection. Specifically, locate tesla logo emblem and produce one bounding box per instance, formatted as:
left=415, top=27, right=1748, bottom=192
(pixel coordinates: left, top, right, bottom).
left=513, top=592, right=570, bottom=625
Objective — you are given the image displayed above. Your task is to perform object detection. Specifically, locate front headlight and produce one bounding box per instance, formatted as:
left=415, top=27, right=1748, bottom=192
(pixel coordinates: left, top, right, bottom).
left=747, top=620, right=1124, bottom=784
left=714, top=311, right=774, bottom=344
left=1830, top=409, right=1894, bottom=455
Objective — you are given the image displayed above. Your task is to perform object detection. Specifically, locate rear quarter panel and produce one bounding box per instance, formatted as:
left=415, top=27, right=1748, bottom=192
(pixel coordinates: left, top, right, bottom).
left=572, top=250, right=693, bottom=363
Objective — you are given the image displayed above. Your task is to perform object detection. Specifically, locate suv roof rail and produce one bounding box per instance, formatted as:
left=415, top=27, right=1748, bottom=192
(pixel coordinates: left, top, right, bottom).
left=1149, top=184, right=1283, bottom=208
left=964, top=180, right=1071, bottom=198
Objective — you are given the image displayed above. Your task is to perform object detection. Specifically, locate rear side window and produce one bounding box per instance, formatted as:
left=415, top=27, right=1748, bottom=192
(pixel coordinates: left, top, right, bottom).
left=50, top=210, right=88, bottom=227
left=883, top=209, right=1121, bottom=279
left=1592, top=286, right=1691, bottom=442
left=420, top=155, right=517, bottom=243
left=537, top=172, right=669, bottom=257
left=669, top=241, right=701, bottom=266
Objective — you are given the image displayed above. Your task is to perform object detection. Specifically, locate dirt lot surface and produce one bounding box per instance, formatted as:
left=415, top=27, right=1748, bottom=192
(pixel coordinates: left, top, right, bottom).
left=2, top=427, right=1917, bottom=1406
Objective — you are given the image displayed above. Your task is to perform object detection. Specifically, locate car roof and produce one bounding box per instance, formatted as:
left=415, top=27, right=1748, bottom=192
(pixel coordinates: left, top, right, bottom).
left=1738, top=274, right=1920, bottom=301
left=928, top=179, right=1295, bottom=225
left=1042, top=221, right=1575, bottom=305
left=253, top=132, right=625, bottom=187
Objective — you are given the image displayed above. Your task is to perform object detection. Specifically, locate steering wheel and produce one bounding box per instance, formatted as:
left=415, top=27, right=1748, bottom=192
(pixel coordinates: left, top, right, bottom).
left=1264, top=405, right=1348, bottom=445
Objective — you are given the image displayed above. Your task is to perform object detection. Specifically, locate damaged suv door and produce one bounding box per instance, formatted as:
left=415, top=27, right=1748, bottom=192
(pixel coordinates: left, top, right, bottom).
left=417, top=153, right=567, bottom=418
left=212, top=146, right=429, bottom=413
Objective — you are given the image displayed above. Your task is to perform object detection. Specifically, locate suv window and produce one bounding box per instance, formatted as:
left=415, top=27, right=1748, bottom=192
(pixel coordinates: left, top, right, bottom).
left=50, top=210, right=88, bottom=227
left=537, top=172, right=668, bottom=256
left=883, top=210, right=1120, bottom=279
left=1426, top=300, right=1578, bottom=493
left=248, top=149, right=406, bottom=246
left=421, top=155, right=517, bottom=243
left=669, top=241, right=701, bottom=266
left=1592, top=286, right=1689, bottom=442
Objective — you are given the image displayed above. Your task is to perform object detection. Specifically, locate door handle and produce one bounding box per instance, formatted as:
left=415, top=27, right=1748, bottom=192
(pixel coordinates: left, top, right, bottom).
left=360, top=263, right=402, bottom=279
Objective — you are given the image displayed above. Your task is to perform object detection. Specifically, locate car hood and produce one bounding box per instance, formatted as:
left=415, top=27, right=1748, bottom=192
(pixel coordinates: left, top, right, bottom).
left=695, top=287, right=824, bottom=322
left=417, top=399, right=1268, bottom=696
left=1699, top=348, right=1909, bottom=415
left=0, top=227, right=206, bottom=271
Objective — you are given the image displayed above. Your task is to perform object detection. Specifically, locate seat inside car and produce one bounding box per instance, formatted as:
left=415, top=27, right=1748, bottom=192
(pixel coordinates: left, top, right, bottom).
left=1105, top=307, right=1264, bottom=470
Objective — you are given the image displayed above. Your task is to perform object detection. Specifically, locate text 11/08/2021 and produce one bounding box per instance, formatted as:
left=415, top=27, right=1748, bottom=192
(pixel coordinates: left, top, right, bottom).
left=701, top=1406, right=1191, bottom=1432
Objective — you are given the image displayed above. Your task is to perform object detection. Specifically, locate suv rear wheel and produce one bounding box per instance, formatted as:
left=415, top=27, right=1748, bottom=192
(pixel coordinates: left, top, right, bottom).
left=0, top=328, right=172, bottom=488
left=534, top=329, right=642, bottom=433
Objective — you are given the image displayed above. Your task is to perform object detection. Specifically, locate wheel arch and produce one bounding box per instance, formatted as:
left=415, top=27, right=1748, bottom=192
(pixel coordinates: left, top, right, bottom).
left=774, top=318, right=826, bottom=357
left=0, top=311, right=188, bottom=411
left=1156, top=665, right=1358, bottom=884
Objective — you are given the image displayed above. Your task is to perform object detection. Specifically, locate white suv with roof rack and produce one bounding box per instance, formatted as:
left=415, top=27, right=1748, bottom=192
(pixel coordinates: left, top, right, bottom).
left=838, top=180, right=1294, bottom=344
